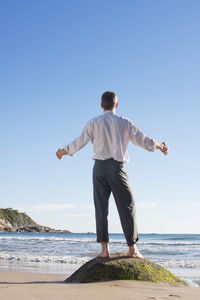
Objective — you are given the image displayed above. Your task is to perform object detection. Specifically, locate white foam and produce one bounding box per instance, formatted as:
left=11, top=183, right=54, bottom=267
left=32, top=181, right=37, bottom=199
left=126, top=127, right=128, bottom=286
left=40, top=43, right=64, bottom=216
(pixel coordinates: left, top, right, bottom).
left=138, top=241, right=200, bottom=246
left=0, top=236, right=199, bottom=246
left=161, top=260, right=200, bottom=269
left=0, top=253, right=91, bottom=264
left=0, top=251, right=200, bottom=269
left=0, top=236, right=95, bottom=242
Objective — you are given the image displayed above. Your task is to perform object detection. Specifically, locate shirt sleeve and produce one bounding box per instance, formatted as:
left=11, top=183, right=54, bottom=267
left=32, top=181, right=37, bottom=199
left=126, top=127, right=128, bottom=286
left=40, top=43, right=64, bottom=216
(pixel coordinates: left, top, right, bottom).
left=63, top=121, right=93, bottom=156
left=128, top=120, right=157, bottom=152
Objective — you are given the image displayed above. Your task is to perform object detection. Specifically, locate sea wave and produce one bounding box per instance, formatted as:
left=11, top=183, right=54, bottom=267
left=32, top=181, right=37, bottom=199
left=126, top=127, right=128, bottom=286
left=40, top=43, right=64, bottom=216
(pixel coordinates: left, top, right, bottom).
left=0, top=236, right=200, bottom=246
left=161, top=260, right=200, bottom=269
left=139, top=241, right=200, bottom=246
left=0, top=253, right=91, bottom=264
left=0, top=253, right=200, bottom=269
left=0, top=236, right=95, bottom=242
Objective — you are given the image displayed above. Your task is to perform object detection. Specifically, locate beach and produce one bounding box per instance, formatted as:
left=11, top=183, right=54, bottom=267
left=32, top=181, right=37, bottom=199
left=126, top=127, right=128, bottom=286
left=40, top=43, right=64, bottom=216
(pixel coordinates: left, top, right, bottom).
left=1, top=232, right=200, bottom=299
left=0, top=270, right=200, bottom=300
left=1, top=232, right=200, bottom=285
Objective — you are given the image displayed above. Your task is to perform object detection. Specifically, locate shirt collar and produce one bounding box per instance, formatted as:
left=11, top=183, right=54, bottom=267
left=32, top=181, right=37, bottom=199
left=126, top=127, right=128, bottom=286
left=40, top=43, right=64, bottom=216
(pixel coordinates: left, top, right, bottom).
left=103, top=110, right=116, bottom=115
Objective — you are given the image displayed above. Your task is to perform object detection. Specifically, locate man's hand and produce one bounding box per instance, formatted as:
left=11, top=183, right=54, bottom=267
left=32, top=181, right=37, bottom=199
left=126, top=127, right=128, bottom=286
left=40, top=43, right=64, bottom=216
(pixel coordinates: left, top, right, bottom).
left=56, top=148, right=68, bottom=160
left=155, top=142, right=169, bottom=155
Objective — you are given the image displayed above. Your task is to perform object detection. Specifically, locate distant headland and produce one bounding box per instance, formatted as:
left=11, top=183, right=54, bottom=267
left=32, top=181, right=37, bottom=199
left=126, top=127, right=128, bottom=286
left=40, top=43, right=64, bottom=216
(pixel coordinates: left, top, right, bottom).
left=0, top=208, right=71, bottom=233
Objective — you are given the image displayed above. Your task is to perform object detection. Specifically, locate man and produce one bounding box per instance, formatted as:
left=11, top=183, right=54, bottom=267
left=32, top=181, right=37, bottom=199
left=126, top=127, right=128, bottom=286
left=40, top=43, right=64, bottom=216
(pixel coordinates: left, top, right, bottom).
left=56, top=91, right=168, bottom=259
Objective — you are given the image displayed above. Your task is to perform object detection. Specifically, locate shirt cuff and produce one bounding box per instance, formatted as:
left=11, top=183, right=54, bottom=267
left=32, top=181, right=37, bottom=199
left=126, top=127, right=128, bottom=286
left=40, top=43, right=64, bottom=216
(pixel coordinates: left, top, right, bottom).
left=148, top=138, right=157, bottom=152
left=63, top=145, right=75, bottom=157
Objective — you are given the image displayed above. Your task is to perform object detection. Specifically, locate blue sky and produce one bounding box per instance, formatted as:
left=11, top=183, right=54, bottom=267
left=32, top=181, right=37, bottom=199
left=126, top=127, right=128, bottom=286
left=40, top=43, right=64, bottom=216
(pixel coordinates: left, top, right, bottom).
left=0, top=0, right=200, bottom=234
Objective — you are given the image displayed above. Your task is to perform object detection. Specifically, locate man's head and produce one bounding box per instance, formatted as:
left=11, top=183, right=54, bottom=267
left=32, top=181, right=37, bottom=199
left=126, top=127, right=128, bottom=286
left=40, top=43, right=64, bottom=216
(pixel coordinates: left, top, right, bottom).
left=101, top=91, right=118, bottom=111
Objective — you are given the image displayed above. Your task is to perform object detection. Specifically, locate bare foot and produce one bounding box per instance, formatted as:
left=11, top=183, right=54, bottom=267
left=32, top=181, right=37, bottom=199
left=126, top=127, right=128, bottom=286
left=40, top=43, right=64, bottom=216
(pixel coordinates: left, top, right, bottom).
left=97, top=251, right=110, bottom=258
left=97, top=242, right=110, bottom=258
left=127, top=245, right=144, bottom=259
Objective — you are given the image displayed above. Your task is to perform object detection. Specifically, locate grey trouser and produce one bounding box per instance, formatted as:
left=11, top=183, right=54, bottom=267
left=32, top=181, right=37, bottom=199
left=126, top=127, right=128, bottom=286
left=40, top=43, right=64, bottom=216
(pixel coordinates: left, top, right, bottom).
left=92, top=158, right=138, bottom=246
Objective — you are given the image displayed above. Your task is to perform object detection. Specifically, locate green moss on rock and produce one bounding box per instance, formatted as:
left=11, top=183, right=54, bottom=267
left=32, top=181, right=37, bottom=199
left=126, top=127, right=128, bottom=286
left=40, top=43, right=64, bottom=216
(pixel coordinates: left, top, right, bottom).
left=65, top=253, right=187, bottom=286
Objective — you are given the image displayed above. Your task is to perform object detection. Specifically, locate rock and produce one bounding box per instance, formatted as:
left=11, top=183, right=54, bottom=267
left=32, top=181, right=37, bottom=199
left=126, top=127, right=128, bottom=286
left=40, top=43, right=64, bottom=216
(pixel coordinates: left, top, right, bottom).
left=65, top=253, right=187, bottom=286
left=0, top=219, right=16, bottom=232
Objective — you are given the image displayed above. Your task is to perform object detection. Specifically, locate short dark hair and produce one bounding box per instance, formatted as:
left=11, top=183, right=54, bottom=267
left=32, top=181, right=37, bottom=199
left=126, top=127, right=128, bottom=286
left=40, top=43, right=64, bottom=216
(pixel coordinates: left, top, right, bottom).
left=101, top=91, right=118, bottom=110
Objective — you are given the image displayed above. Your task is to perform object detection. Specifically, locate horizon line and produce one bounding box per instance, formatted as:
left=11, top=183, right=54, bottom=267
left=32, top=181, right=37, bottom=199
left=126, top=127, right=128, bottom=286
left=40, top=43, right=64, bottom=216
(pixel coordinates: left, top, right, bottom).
left=69, top=232, right=200, bottom=235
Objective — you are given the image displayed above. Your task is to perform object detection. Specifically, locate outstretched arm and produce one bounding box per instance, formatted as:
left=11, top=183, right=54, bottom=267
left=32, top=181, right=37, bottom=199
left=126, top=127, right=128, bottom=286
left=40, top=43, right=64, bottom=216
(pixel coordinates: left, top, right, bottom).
left=56, top=121, right=93, bottom=160
left=128, top=121, right=169, bottom=155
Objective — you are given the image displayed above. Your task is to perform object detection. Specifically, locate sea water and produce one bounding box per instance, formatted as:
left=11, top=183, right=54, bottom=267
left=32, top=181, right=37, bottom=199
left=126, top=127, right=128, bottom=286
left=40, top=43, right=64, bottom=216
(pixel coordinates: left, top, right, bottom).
left=0, top=232, right=199, bottom=286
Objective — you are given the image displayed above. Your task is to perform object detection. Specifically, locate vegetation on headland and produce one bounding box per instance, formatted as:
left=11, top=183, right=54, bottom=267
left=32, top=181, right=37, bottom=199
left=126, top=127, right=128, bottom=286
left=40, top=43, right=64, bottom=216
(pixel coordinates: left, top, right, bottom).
left=0, top=208, right=71, bottom=233
left=0, top=208, right=37, bottom=227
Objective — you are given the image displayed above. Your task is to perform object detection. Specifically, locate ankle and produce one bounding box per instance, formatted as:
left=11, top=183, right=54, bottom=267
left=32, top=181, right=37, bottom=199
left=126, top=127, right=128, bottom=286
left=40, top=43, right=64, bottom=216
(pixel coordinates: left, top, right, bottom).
left=128, top=244, right=137, bottom=251
left=128, top=244, right=135, bottom=249
left=101, top=242, right=109, bottom=252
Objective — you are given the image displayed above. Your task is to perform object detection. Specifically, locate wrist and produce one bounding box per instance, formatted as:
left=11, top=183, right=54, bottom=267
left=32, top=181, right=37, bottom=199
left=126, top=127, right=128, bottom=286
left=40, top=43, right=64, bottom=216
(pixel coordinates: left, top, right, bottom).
left=155, top=142, right=162, bottom=150
left=61, top=148, right=68, bottom=155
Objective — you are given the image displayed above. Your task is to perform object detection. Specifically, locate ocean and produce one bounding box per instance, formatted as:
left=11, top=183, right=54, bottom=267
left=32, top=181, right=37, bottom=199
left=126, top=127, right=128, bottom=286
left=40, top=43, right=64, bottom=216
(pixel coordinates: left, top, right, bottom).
left=0, top=232, right=199, bottom=286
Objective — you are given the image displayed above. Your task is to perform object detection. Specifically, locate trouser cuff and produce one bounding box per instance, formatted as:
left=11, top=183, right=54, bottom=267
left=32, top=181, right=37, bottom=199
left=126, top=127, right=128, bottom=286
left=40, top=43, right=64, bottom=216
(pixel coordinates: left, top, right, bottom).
left=96, top=239, right=109, bottom=243
left=127, top=236, right=139, bottom=246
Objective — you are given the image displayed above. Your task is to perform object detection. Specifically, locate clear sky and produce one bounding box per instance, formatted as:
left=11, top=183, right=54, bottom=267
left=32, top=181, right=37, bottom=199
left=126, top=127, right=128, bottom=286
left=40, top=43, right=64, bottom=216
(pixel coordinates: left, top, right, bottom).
left=1, top=0, right=200, bottom=234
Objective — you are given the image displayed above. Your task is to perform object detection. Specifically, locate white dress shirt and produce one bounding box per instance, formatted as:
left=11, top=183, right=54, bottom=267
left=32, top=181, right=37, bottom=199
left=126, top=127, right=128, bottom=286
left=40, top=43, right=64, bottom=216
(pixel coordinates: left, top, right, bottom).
left=64, top=111, right=157, bottom=162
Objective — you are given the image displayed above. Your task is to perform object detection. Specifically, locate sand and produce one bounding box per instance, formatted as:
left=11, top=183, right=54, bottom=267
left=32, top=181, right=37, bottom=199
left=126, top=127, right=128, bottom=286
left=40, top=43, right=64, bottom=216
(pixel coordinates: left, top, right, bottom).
left=0, top=271, right=200, bottom=300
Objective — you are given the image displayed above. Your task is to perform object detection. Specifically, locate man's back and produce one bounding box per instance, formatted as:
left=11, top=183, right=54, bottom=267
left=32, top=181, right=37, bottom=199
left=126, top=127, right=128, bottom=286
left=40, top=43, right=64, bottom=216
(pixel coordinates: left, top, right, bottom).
left=65, top=111, right=156, bottom=162
left=89, top=111, right=131, bottom=162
